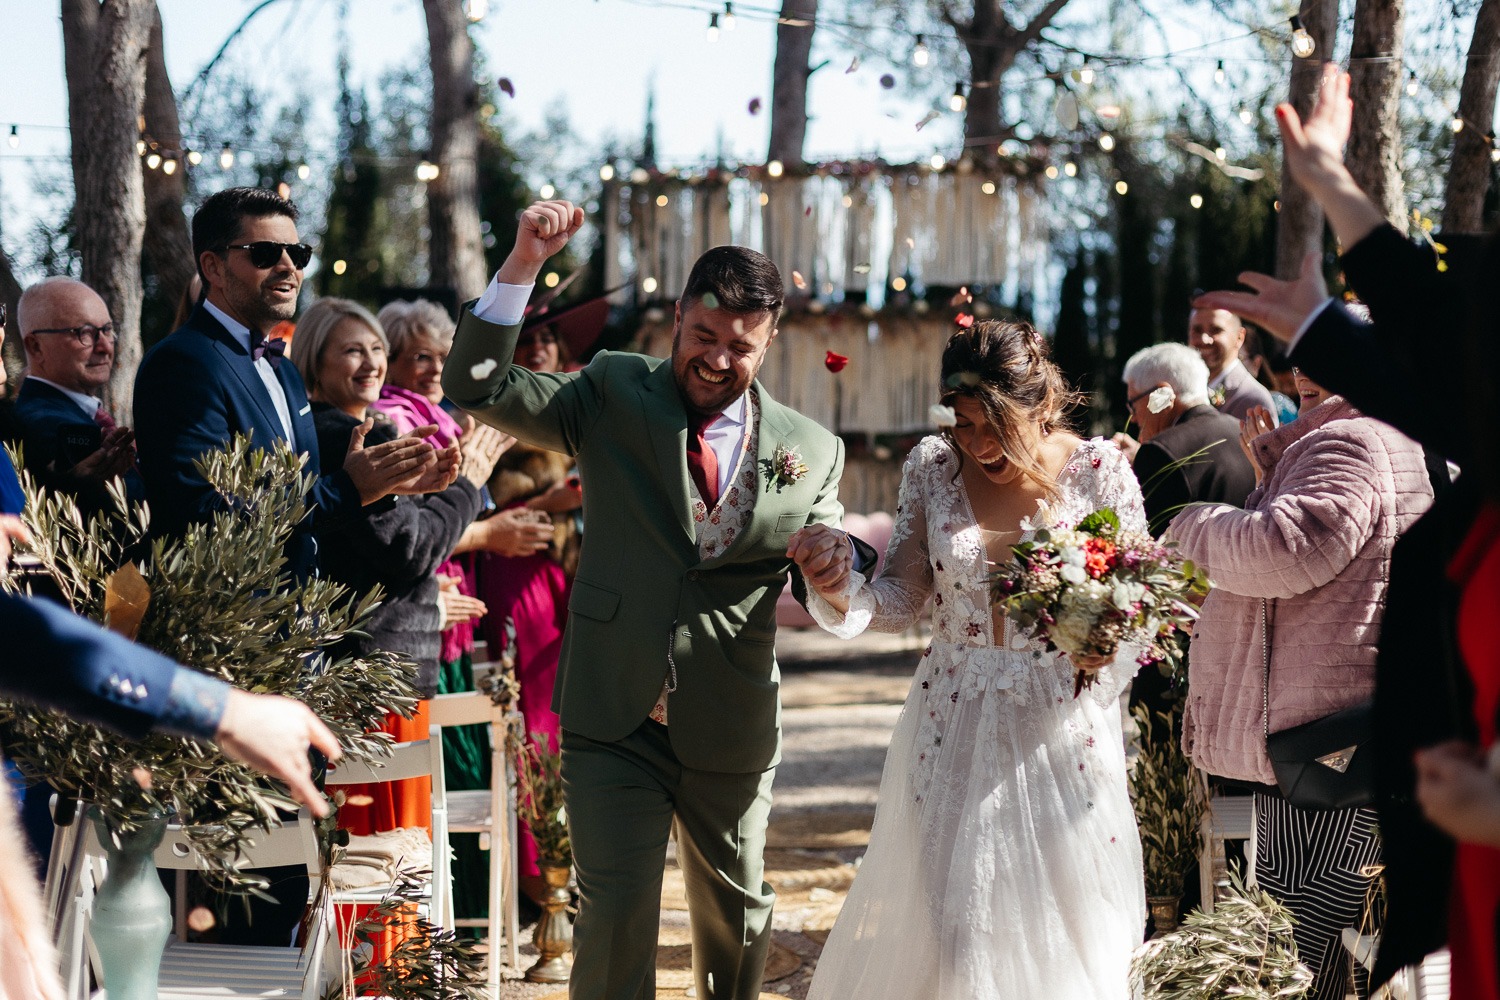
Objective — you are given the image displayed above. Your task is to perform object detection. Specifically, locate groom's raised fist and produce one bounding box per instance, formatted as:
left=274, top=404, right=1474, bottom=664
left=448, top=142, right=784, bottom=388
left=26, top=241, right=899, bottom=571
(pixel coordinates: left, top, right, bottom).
left=497, top=200, right=585, bottom=285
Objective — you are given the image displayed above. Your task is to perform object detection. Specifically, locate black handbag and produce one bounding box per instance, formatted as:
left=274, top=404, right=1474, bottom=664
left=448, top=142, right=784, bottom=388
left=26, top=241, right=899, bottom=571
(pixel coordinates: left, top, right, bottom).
left=1260, top=599, right=1376, bottom=811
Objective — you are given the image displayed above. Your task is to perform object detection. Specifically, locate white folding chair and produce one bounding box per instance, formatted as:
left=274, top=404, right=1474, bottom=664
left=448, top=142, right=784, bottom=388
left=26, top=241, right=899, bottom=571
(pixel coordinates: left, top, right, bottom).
left=429, top=688, right=523, bottom=987
left=1197, top=791, right=1254, bottom=913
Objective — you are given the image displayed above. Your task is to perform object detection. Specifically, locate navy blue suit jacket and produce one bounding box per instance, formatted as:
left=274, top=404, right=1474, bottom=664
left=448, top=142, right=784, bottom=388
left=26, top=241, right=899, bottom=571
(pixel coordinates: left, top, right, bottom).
left=15, top=378, right=146, bottom=517
left=1, top=592, right=181, bottom=740
left=134, top=304, right=363, bottom=575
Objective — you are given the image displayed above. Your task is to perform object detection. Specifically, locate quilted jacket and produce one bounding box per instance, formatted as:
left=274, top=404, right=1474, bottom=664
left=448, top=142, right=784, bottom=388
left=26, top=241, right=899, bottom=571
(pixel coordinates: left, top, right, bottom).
left=1169, top=396, right=1434, bottom=784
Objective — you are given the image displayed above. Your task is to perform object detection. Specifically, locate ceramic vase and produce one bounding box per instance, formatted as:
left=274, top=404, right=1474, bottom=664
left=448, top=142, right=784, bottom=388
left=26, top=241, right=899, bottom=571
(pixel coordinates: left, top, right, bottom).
left=89, top=811, right=171, bottom=1000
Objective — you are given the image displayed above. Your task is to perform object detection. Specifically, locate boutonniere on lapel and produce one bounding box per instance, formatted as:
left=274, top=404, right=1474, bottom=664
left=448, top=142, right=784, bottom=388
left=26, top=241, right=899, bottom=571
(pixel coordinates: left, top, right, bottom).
left=761, top=444, right=809, bottom=493
left=1208, top=385, right=1228, bottom=410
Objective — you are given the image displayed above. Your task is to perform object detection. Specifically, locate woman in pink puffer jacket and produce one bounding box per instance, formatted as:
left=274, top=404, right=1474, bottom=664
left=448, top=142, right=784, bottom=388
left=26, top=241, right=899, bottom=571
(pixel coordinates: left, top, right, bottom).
left=1169, top=381, right=1433, bottom=1000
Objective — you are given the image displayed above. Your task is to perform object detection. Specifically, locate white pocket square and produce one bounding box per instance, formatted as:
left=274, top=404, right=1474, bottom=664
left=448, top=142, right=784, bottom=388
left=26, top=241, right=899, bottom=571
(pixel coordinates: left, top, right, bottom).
left=298, top=404, right=311, bottom=416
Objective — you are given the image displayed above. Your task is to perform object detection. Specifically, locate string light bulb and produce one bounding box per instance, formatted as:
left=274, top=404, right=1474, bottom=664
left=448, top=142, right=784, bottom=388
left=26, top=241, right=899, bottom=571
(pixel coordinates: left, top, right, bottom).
left=1289, top=16, right=1316, bottom=58
left=296, top=162, right=311, bottom=180
left=1063, top=161, right=1078, bottom=177
left=462, top=0, right=487, bottom=22
left=219, top=142, right=235, bottom=170
left=1098, top=133, right=1115, bottom=152
left=540, top=183, right=556, bottom=199
left=1214, top=146, right=1227, bottom=162
left=1114, top=180, right=1129, bottom=195
left=930, top=154, right=946, bottom=170
left=950, top=82, right=967, bottom=113
left=415, top=160, right=440, bottom=182
left=1076, top=63, right=1095, bottom=86
left=723, top=2, right=735, bottom=30
left=1214, top=60, right=1226, bottom=86
left=642, top=276, right=659, bottom=294
left=186, top=148, right=202, bottom=166
left=599, top=163, right=615, bottom=181
left=1406, top=71, right=1418, bottom=97
left=146, top=152, right=161, bottom=170
left=706, top=12, right=720, bottom=42
left=1491, top=146, right=1500, bottom=164
left=136, top=138, right=147, bottom=156
left=8, top=125, right=18, bottom=149
left=162, top=156, right=177, bottom=175
left=1238, top=106, right=1254, bottom=125
left=1189, top=193, right=1204, bottom=209
left=912, top=34, right=930, bottom=68
left=1452, top=116, right=1465, bottom=133
left=766, top=159, right=785, bottom=178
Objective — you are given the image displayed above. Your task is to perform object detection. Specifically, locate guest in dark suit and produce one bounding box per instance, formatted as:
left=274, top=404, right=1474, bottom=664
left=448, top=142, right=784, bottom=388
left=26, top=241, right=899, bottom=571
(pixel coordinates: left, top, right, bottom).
left=133, top=188, right=451, bottom=577
left=1192, top=66, right=1495, bottom=995
left=11, top=277, right=142, bottom=520
left=1114, top=342, right=1256, bottom=535
left=1188, top=306, right=1277, bottom=421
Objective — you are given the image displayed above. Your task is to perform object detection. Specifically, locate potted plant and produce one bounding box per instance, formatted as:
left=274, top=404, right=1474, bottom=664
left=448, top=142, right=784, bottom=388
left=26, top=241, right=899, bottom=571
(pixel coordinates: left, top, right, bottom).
left=1129, top=704, right=1208, bottom=934
left=514, top=733, right=571, bottom=983
left=1, top=438, right=420, bottom=997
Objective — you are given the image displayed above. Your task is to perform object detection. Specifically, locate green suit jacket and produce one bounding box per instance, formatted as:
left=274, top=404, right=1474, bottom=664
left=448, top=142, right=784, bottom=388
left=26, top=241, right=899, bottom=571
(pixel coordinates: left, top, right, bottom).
left=444, top=309, right=848, bottom=773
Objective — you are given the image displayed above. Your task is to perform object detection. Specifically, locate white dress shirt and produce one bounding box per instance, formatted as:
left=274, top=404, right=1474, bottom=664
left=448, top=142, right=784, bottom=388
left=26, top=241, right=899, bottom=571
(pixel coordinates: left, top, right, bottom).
left=203, top=299, right=296, bottom=445
left=473, top=278, right=751, bottom=485
left=26, top=376, right=101, bottom=420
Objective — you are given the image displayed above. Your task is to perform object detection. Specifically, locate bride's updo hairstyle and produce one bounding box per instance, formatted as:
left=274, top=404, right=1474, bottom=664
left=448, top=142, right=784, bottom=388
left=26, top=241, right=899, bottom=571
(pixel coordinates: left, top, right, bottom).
left=939, top=319, right=1082, bottom=495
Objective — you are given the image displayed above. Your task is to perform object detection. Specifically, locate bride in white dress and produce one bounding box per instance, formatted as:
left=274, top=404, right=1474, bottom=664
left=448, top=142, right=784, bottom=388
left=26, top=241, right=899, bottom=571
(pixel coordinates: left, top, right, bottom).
left=800, top=321, right=1148, bottom=1000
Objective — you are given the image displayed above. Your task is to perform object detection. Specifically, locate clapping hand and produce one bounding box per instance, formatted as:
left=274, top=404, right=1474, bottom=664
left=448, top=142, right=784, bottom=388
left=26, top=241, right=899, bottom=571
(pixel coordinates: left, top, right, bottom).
left=476, top=506, right=553, bottom=557
left=1238, top=405, right=1275, bottom=484
left=437, top=573, right=487, bottom=629
left=343, top=419, right=440, bottom=504
left=787, top=524, right=853, bottom=599
left=457, top=415, right=515, bottom=488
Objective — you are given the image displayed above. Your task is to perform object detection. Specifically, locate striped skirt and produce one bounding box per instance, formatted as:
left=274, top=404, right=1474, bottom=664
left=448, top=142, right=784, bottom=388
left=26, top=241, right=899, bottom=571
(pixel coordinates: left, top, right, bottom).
left=1251, top=791, right=1383, bottom=1000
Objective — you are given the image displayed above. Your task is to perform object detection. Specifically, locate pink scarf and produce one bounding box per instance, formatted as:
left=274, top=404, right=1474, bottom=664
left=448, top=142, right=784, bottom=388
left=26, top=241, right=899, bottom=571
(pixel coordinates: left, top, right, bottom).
left=371, top=384, right=465, bottom=449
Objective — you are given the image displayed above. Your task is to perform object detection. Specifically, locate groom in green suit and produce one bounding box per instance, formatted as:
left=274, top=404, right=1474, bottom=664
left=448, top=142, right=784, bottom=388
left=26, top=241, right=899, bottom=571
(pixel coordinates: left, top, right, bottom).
left=444, top=201, right=866, bottom=1000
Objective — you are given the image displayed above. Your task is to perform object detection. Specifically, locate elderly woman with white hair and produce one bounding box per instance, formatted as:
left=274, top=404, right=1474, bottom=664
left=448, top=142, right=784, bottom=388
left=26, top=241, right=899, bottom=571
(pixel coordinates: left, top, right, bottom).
left=1113, top=341, right=1257, bottom=536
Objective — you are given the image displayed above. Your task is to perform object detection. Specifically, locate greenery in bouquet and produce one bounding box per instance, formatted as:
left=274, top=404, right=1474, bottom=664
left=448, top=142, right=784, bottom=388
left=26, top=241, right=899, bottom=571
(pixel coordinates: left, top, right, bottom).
left=1131, top=872, right=1313, bottom=999
left=990, top=507, right=1208, bottom=694
left=0, top=436, right=420, bottom=892
left=515, top=732, right=570, bottom=865
left=1129, top=705, right=1208, bottom=898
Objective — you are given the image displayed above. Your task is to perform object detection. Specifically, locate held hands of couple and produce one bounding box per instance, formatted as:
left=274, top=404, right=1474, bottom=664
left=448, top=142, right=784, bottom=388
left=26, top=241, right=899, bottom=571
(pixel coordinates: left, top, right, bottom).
left=343, top=420, right=459, bottom=504
left=787, top=524, right=854, bottom=601
left=1415, top=740, right=1500, bottom=849
left=497, top=200, right=586, bottom=286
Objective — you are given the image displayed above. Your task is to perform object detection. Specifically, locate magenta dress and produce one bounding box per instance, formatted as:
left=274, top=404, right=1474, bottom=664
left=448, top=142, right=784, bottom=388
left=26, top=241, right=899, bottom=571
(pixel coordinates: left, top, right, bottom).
left=477, top=525, right=569, bottom=878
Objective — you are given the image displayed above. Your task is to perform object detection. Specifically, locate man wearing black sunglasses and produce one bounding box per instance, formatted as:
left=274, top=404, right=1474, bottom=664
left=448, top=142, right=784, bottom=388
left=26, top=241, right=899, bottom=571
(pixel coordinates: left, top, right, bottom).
left=135, top=187, right=458, bottom=579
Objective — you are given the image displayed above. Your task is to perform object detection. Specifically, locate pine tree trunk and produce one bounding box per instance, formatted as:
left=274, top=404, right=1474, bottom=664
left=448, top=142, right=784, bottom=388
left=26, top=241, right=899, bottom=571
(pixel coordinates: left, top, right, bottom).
left=142, top=2, right=194, bottom=328
left=423, top=0, right=488, bottom=302
left=1346, top=0, right=1407, bottom=232
left=1443, top=0, right=1500, bottom=235
left=62, top=0, right=154, bottom=419
left=767, top=0, right=818, bottom=166
left=1274, top=0, right=1340, bottom=278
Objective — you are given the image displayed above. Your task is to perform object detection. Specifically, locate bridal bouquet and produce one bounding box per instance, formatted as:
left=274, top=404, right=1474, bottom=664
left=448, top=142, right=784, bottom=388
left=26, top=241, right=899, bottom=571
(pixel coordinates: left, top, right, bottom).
left=991, top=508, right=1207, bottom=696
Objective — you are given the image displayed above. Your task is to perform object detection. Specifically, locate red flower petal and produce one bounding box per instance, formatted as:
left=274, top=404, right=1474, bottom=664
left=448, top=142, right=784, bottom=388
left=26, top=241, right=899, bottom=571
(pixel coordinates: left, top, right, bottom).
left=955, top=312, right=974, bottom=328
left=825, top=350, right=850, bottom=373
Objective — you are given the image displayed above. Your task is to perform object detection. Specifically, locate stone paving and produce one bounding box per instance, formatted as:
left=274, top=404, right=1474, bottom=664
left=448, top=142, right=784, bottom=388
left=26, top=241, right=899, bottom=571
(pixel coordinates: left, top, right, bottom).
left=498, top=626, right=928, bottom=999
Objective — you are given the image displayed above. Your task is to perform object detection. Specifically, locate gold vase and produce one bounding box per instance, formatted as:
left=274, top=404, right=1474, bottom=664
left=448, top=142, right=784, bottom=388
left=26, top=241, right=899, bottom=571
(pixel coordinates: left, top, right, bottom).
left=524, top=860, right=574, bottom=983
left=1147, top=894, right=1182, bottom=937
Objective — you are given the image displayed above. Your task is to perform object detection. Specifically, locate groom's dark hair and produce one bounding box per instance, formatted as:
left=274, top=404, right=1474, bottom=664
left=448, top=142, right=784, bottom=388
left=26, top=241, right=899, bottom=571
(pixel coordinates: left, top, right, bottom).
left=681, top=246, right=783, bottom=323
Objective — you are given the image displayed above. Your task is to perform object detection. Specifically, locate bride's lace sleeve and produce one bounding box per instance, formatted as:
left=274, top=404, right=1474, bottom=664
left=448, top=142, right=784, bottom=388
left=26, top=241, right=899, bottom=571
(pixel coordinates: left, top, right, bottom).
left=1077, top=439, right=1151, bottom=705
left=806, top=438, right=938, bottom=639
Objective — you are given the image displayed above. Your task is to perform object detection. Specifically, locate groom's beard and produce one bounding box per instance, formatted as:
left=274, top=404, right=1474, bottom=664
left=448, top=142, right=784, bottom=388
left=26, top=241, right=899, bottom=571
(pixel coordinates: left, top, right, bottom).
left=670, top=326, right=759, bottom=417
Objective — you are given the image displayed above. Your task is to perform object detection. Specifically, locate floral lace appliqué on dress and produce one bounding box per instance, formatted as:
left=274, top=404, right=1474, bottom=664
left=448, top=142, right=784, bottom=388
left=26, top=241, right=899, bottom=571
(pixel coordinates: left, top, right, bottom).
left=806, top=436, right=1149, bottom=1000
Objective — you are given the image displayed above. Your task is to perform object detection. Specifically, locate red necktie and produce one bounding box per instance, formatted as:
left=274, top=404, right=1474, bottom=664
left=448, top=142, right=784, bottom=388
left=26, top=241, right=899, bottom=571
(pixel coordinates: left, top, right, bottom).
left=687, top=412, right=720, bottom=508
left=93, top=407, right=117, bottom=433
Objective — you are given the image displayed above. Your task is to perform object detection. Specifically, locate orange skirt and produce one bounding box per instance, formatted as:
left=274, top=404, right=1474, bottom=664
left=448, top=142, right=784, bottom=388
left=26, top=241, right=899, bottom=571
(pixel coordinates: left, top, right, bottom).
left=336, top=700, right=432, bottom=836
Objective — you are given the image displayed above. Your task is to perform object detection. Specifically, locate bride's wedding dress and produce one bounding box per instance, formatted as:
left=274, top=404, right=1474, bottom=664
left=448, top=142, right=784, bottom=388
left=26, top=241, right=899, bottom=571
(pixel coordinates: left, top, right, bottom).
left=806, top=435, right=1148, bottom=1000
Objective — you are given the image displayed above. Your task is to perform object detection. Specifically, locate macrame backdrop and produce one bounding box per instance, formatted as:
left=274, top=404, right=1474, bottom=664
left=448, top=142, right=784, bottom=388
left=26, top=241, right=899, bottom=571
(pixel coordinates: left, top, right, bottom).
left=618, top=165, right=1049, bottom=515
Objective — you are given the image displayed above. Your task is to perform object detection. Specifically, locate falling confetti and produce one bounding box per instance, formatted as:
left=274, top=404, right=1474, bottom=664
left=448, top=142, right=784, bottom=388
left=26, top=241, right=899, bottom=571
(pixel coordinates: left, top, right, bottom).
left=949, top=287, right=972, bottom=306
left=131, top=767, right=153, bottom=790
left=929, top=403, right=958, bottom=428
left=879, top=73, right=896, bottom=90
left=346, top=794, right=376, bottom=808
left=846, top=56, right=861, bottom=74
left=702, top=292, right=720, bottom=310
left=804, top=205, right=813, bottom=216
left=792, top=270, right=808, bottom=290
left=955, top=312, right=975, bottom=328
left=497, top=77, right=515, bottom=98
left=732, top=317, right=746, bottom=335
left=825, top=350, right=850, bottom=373
left=905, top=237, right=916, bottom=250
left=915, top=110, right=942, bottom=131
left=469, top=358, right=498, bottom=379
left=853, top=263, right=872, bottom=274
left=187, top=907, right=217, bottom=933
left=748, top=97, right=763, bottom=115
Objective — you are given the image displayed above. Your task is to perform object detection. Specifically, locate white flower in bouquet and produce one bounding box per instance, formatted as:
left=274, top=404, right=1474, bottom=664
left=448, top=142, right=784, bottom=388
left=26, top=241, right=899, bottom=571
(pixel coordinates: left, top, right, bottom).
left=1112, top=580, right=1147, bottom=609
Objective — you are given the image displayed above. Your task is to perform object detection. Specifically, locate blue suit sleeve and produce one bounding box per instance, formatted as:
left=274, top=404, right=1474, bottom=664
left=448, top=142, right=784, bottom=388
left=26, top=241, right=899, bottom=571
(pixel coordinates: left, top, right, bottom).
left=0, top=594, right=228, bottom=741
left=0, top=447, right=23, bottom=515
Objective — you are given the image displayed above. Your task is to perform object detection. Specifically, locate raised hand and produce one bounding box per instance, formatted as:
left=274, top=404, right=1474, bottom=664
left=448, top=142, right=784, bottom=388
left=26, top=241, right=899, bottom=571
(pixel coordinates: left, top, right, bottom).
left=342, top=418, right=439, bottom=504
left=457, top=416, right=515, bottom=487
left=1110, top=432, right=1140, bottom=463
left=1192, top=251, right=1330, bottom=344
left=1276, top=64, right=1352, bottom=193
left=787, top=524, right=853, bottom=600
left=496, top=200, right=586, bottom=286
left=214, top=689, right=343, bottom=818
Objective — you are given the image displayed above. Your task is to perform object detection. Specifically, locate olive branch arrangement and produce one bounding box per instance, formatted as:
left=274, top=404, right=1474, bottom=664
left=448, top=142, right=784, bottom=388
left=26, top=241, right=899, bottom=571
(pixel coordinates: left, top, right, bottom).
left=0, top=436, right=419, bottom=894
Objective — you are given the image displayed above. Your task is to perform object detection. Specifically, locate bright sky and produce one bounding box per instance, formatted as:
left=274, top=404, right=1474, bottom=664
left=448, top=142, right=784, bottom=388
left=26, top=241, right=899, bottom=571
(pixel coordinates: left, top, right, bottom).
left=0, top=0, right=960, bottom=231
